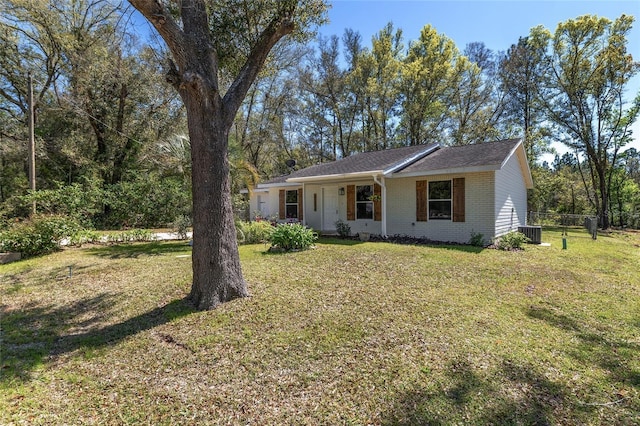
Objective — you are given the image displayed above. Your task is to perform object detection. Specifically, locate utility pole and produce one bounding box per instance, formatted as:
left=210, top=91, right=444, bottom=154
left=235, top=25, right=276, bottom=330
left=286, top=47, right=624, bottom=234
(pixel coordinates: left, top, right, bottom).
left=27, top=72, right=36, bottom=216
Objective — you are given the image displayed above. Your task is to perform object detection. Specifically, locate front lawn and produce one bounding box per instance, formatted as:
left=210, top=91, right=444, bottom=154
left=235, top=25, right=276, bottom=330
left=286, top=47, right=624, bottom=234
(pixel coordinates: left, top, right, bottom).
left=1, top=229, right=638, bottom=424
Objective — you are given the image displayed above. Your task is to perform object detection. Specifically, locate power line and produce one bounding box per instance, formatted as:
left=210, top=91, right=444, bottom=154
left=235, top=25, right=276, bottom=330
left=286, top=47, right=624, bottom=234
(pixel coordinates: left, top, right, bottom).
left=62, top=95, right=145, bottom=148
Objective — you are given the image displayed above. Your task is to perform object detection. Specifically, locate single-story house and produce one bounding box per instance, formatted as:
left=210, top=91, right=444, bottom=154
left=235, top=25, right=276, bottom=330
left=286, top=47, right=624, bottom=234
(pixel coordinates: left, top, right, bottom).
left=246, top=138, right=534, bottom=244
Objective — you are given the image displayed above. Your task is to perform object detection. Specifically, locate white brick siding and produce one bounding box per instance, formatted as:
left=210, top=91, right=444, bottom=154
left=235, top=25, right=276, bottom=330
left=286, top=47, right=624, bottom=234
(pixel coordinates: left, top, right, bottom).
left=248, top=186, right=299, bottom=221
left=340, top=180, right=382, bottom=235
left=386, top=172, right=495, bottom=244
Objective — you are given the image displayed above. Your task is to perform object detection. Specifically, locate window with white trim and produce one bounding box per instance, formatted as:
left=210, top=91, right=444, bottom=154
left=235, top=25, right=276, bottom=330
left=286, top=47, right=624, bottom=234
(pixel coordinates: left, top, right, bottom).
left=356, top=185, right=373, bottom=219
left=428, top=180, right=451, bottom=220
left=285, top=190, right=298, bottom=218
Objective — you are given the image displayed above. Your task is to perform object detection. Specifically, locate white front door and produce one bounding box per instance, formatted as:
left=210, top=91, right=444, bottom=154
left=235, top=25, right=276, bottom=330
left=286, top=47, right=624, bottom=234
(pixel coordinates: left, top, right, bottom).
left=323, top=187, right=340, bottom=231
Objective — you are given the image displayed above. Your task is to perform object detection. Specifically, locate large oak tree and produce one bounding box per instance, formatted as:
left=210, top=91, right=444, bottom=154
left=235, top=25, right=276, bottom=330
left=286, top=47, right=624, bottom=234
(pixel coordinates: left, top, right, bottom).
left=128, top=0, right=326, bottom=309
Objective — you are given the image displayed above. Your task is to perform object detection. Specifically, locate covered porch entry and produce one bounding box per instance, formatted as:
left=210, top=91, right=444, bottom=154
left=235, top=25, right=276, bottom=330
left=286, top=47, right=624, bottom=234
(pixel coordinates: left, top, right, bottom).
left=320, top=185, right=341, bottom=233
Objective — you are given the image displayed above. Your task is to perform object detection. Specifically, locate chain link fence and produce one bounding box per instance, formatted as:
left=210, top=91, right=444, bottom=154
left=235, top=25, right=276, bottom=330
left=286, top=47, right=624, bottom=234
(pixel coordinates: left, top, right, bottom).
left=528, top=212, right=598, bottom=240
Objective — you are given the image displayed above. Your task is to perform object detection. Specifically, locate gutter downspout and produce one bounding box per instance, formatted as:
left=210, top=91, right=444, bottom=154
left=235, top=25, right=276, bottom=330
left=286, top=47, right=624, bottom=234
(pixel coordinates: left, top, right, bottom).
left=373, top=175, right=387, bottom=236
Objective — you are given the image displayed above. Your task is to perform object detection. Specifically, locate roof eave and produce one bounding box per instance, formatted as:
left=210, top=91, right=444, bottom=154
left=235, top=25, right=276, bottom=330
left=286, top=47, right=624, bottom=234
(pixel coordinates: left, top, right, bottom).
left=287, top=170, right=384, bottom=183
left=255, top=181, right=302, bottom=189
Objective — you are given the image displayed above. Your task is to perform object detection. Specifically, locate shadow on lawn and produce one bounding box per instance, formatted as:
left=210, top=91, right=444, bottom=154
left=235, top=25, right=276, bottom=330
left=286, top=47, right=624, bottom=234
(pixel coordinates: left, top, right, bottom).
left=382, top=356, right=578, bottom=425
left=527, top=304, right=640, bottom=389
left=0, top=294, right=195, bottom=383
left=383, top=304, right=640, bottom=424
left=85, top=241, right=192, bottom=259
left=316, top=237, right=364, bottom=246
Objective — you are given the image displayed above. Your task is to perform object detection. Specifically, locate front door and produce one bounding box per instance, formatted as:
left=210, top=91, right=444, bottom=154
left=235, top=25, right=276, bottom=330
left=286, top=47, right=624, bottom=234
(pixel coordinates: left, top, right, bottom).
left=323, top=187, right=340, bottom=231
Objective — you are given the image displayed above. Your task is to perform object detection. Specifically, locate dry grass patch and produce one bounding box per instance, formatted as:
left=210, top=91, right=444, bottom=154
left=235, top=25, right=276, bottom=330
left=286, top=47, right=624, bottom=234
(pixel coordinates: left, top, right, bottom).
left=1, top=230, right=639, bottom=424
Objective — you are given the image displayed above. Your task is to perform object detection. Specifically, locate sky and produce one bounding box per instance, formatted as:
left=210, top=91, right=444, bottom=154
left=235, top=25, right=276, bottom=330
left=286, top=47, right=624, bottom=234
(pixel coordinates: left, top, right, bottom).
left=317, top=0, right=640, bottom=162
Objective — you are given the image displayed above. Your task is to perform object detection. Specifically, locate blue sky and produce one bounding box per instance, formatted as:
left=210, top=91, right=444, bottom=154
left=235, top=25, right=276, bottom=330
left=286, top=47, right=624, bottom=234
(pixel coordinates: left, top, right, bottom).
left=318, top=0, right=640, bottom=159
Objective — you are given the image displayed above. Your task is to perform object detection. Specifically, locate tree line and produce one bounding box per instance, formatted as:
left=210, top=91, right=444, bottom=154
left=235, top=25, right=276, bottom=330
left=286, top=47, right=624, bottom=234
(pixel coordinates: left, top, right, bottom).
left=1, top=0, right=639, bottom=230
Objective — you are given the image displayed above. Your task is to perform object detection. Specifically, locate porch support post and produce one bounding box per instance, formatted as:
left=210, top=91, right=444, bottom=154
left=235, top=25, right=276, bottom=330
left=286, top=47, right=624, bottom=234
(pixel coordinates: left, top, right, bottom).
left=374, top=175, right=387, bottom=236
left=302, top=183, right=306, bottom=226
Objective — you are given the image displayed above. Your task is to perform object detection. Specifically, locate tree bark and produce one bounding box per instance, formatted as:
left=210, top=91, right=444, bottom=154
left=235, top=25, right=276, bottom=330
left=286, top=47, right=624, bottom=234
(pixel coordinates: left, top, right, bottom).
left=129, top=0, right=296, bottom=309
left=185, top=91, right=248, bottom=309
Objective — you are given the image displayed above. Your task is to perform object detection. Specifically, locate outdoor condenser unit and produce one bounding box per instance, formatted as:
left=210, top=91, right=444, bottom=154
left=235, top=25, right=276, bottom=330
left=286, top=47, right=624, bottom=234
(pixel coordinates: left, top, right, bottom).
left=518, top=225, right=542, bottom=244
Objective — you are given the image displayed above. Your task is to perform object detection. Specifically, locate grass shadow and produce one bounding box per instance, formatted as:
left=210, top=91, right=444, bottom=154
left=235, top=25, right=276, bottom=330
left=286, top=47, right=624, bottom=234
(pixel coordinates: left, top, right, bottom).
left=527, top=304, right=640, bottom=390
left=316, top=236, right=485, bottom=253
left=382, top=357, right=573, bottom=425
left=0, top=295, right=195, bottom=384
left=86, top=241, right=192, bottom=259
left=438, top=244, right=484, bottom=254
left=316, top=237, right=364, bottom=246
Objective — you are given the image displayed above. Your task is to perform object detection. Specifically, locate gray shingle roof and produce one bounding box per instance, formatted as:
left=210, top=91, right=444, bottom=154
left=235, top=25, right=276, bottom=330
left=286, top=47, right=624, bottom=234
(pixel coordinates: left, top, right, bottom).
left=293, top=143, right=438, bottom=178
left=258, top=139, right=523, bottom=185
left=261, top=143, right=437, bottom=184
left=399, top=138, right=522, bottom=174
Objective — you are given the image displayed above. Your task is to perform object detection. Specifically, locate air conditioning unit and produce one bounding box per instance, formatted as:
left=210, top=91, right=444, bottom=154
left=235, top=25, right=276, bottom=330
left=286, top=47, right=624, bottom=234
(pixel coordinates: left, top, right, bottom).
left=518, top=225, right=542, bottom=244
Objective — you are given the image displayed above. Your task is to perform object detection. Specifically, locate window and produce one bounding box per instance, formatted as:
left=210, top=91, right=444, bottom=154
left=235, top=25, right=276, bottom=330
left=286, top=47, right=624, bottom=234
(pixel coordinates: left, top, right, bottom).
left=356, top=185, right=373, bottom=219
left=428, top=180, right=451, bottom=220
left=285, top=190, right=298, bottom=218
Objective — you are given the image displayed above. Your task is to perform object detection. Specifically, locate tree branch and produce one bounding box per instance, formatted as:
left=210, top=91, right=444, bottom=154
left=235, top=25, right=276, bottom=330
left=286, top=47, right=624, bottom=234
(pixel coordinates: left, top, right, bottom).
left=222, top=4, right=296, bottom=127
left=127, top=0, right=187, bottom=71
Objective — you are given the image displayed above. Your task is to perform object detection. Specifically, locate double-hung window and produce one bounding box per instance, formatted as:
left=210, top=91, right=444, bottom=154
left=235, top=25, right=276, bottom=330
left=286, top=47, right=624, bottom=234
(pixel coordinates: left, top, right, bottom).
left=428, top=180, right=451, bottom=220
left=285, top=190, right=298, bottom=218
left=356, top=185, right=374, bottom=220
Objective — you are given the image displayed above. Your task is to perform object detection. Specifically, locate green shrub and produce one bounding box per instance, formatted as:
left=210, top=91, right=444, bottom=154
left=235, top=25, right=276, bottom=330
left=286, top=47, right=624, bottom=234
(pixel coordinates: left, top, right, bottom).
left=0, top=215, right=83, bottom=257
left=102, top=175, right=191, bottom=229
left=268, top=223, right=317, bottom=251
left=335, top=219, right=351, bottom=238
left=493, top=231, right=530, bottom=250
left=67, top=229, right=102, bottom=246
left=21, top=182, right=104, bottom=227
left=173, top=215, right=192, bottom=240
left=237, top=220, right=274, bottom=244
left=469, top=231, right=485, bottom=247
left=106, top=229, right=155, bottom=243
left=15, top=175, right=191, bottom=230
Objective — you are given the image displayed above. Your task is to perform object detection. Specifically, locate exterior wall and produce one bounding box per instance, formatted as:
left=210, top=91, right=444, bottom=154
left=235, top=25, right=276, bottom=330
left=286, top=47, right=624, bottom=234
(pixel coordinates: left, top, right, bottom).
left=248, top=190, right=267, bottom=220
left=386, top=172, right=496, bottom=244
left=261, top=188, right=281, bottom=220
left=494, top=153, right=528, bottom=237
left=294, top=179, right=384, bottom=235
left=341, top=179, right=382, bottom=236
left=251, top=181, right=382, bottom=235
left=252, top=161, right=529, bottom=244
left=249, top=186, right=300, bottom=221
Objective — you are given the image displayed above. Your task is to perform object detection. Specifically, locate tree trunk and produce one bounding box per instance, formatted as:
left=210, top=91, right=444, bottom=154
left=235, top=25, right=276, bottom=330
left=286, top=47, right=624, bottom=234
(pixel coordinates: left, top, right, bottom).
left=129, top=0, right=300, bottom=310
left=598, top=169, right=610, bottom=230
left=184, top=90, right=248, bottom=309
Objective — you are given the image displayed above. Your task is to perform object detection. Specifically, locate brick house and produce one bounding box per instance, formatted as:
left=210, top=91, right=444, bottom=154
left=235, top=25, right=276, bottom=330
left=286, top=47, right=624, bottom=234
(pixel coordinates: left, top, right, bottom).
left=247, top=138, right=533, bottom=245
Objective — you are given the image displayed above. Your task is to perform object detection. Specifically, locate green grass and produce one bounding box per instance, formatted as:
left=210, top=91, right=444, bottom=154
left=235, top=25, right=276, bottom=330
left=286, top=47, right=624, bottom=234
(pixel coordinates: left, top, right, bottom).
left=1, top=229, right=638, bottom=424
